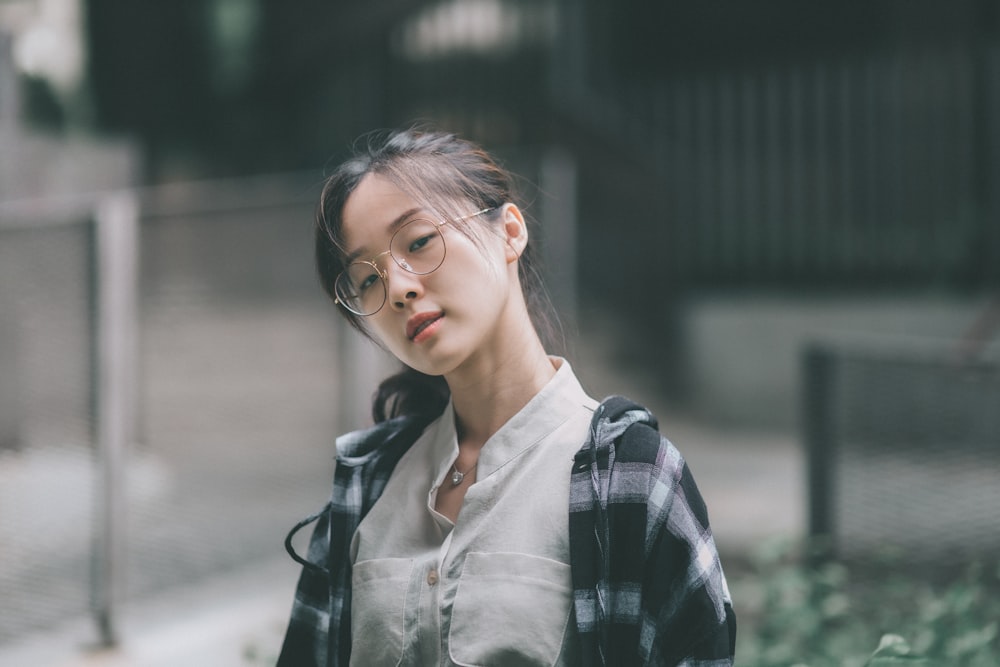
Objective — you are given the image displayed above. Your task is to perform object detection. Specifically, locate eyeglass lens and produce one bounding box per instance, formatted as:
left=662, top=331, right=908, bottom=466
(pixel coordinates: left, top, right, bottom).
left=335, top=218, right=446, bottom=315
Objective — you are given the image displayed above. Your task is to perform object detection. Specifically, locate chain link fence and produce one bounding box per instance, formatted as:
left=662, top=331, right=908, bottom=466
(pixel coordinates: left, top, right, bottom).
left=804, top=340, right=1000, bottom=567
left=0, top=211, right=96, bottom=644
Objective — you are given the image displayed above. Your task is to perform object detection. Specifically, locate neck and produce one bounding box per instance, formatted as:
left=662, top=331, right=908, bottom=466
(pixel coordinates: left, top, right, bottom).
left=445, top=325, right=555, bottom=450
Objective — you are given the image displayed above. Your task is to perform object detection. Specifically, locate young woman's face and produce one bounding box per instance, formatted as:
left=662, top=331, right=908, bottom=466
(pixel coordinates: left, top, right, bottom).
left=339, top=173, right=521, bottom=377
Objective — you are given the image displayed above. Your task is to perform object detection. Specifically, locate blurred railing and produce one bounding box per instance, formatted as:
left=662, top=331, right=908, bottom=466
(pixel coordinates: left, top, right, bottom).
left=803, top=341, right=1000, bottom=566
left=0, top=176, right=345, bottom=649
left=0, top=192, right=136, bottom=646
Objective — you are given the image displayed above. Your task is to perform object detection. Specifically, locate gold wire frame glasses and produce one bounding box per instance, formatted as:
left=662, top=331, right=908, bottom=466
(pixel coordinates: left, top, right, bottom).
left=334, top=208, right=494, bottom=316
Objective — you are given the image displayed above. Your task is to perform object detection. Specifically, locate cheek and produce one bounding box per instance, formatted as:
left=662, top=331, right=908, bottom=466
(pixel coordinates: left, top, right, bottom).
left=440, top=265, right=505, bottom=312
left=445, top=241, right=509, bottom=290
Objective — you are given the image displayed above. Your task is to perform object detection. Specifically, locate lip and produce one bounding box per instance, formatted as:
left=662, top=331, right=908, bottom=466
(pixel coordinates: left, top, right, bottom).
left=406, top=311, right=444, bottom=341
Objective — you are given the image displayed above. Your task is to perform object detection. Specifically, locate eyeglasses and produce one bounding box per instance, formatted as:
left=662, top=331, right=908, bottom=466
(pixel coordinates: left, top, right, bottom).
left=334, top=208, right=493, bottom=316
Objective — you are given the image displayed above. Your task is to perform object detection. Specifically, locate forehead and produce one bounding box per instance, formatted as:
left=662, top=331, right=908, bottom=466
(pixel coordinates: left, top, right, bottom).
left=340, top=173, right=421, bottom=248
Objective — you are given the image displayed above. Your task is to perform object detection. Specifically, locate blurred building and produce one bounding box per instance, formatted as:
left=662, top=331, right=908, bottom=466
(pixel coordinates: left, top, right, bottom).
left=0, top=1, right=137, bottom=200
left=77, top=0, right=1000, bottom=284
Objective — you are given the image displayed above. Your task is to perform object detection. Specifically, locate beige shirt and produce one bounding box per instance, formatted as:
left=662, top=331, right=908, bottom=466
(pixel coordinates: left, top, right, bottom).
left=349, top=358, right=599, bottom=666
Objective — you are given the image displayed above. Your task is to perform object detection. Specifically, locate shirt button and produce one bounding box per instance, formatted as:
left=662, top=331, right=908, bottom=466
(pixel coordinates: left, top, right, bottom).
left=426, top=569, right=439, bottom=586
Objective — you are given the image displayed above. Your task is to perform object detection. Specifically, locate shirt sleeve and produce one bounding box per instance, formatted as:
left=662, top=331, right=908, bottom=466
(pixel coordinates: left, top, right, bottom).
left=277, top=505, right=332, bottom=667
left=639, top=432, right=736, bottom=666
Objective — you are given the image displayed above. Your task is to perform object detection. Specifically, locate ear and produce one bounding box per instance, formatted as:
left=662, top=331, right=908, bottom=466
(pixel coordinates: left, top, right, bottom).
left=500, top=204, right=528, bottom=263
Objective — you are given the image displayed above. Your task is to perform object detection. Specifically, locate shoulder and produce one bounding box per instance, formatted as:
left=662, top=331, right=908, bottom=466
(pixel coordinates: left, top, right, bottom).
left=586, top=395, right=683, bottom=476
left=586, top=395, right=698, bottom=520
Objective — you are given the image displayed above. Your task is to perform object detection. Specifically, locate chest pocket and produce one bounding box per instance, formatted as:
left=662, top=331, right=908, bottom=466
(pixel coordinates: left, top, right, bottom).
left=448, top=552, right=575, bottom=667
left=350, top=557, right=413, bottom=666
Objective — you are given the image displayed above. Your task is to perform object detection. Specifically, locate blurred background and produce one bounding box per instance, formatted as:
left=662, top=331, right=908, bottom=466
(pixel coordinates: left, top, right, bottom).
left=1, top=0, right=999, bottom=665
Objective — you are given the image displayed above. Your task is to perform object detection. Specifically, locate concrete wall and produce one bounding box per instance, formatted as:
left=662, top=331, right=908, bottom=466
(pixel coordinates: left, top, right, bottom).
left=677, top=292, right=1000, bottom=432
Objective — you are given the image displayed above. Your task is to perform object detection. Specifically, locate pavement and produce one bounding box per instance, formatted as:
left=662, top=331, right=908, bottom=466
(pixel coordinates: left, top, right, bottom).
left=0, top=559, right=294, bottom=667
left=0, top=305, right=803, bottom=667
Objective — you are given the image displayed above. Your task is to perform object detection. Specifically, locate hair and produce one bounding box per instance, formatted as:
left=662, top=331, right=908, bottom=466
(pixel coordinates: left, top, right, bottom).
left=315, top=127, right=558, bottom=423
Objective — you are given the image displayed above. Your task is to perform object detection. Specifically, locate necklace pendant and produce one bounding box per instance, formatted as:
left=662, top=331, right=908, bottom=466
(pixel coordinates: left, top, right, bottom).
left=451, top=470, right=464, bottom=486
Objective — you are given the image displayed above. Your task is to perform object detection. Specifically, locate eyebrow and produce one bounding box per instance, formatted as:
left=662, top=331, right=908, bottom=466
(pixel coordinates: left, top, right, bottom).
left=343, top=207, right=425, bottom=265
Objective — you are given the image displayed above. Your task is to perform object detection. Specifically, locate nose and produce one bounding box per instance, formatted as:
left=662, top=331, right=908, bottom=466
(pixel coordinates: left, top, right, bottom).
left=385, top=262, right=423, bottom=310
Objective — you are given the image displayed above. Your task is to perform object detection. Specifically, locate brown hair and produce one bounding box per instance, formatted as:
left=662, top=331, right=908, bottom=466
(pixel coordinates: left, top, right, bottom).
left=315, top=128, right=558, bottom=422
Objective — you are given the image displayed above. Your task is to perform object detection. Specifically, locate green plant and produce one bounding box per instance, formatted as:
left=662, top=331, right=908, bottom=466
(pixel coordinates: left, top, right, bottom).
left=732, top=539, right=1000, bottom=667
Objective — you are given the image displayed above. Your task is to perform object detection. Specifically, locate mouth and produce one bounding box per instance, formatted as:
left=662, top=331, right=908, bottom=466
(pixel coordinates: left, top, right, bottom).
left=406, top=311, right=444, bottom=341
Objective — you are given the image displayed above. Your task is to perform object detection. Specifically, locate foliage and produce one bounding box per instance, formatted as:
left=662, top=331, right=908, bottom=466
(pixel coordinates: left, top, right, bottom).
left=732, top=538, right=1000, bottom=667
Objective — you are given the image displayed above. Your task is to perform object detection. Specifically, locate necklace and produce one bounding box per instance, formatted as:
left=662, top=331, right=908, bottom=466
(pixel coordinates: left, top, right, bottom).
left=450, top=461, right=475, bottom=486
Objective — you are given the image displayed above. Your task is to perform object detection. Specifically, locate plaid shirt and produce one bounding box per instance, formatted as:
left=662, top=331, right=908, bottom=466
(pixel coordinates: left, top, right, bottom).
left=277, top=396, right=735, bottom=666
left=570, top=396, right=736, bottom=666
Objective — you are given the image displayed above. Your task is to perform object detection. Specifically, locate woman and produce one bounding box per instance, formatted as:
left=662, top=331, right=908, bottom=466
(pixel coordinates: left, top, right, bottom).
left=278, top=128, right=736, bottom=667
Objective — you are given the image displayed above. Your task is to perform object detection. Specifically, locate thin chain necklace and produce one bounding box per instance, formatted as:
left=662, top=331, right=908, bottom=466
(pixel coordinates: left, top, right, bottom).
left=450, top=461, right=475, bottom=486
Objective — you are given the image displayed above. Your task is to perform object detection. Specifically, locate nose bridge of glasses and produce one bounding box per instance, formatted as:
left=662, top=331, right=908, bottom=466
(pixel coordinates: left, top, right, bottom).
left=355, top=249, right=411, bottom=289
left=370, top=248, right=393, bottom=274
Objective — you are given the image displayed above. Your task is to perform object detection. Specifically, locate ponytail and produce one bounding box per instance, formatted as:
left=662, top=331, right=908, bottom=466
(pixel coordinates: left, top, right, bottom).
left=372, top=367, right=450, bottom=423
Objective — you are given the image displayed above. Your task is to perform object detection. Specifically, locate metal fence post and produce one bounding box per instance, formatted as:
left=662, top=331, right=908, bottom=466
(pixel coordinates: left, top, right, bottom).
left=91, top=192, right=139, bottom=647
left=336, top=316, right=398, bottom=433
left=987, top=41, right=1000, bottom=285
left=802, top=343, right=837, bottom=555
left=337, top=318, right=376, bottom=432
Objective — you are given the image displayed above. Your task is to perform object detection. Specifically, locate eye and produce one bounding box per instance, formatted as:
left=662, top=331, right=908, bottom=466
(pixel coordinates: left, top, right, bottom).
left=408, top=234, right=434, bottom=253
left=357, top=272, right=379, bottom=292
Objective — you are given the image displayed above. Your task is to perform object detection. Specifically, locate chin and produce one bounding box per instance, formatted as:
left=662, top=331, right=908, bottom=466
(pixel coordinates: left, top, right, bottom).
left=386, top=345, right=439, bottom=375
left=400, top=347, right=465, bottom=378
left=406, top=358, right=453, bottom=378
left=402, top=359, right=439, bottom=376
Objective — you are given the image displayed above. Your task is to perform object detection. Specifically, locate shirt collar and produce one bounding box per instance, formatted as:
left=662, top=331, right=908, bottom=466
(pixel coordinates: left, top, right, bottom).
left=429, top=356, right=593, bottom=483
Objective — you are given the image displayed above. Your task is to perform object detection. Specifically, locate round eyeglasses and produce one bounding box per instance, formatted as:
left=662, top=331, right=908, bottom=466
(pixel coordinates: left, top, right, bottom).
left=334, top=209, right=493, bottom=316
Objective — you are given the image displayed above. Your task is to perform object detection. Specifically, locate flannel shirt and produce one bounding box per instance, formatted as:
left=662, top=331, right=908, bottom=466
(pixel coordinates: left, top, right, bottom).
left=570, top=396, right=736, bottom=666
left=277, top=396, right=735, bottom=666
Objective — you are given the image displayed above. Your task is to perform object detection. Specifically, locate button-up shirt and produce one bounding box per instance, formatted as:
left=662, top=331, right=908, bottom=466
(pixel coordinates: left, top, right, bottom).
left=349, top=358, right=598, bottom=666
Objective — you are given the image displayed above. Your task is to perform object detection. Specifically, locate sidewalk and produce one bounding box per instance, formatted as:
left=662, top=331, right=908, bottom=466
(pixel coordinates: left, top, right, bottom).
left=0, top=558, right=295, bottom=667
